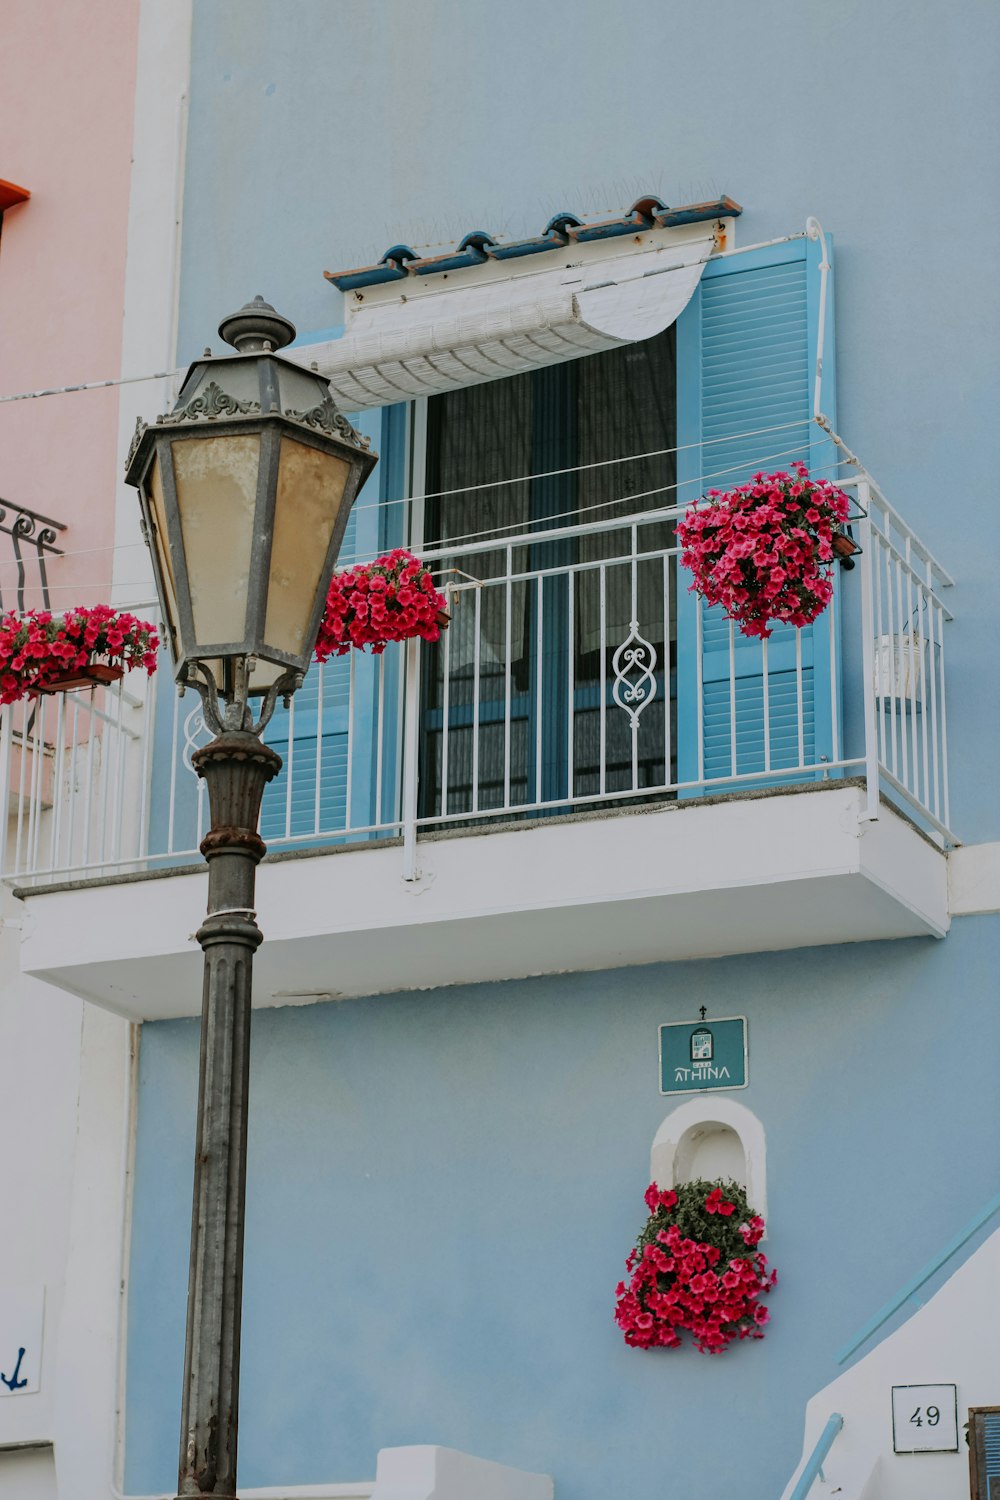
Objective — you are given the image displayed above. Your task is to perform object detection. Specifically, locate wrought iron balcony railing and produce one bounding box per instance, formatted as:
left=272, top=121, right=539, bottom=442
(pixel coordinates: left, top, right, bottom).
left=0, top=498, right=65, bottom=613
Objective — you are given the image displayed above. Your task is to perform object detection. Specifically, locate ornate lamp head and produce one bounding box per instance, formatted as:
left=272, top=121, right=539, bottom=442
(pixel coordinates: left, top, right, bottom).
left=125, top=297, right=377, bottom=732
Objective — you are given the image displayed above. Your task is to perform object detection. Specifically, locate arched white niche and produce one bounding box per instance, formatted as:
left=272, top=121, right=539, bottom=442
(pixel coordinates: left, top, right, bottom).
left=650, top=1097, right=767, bottom=1225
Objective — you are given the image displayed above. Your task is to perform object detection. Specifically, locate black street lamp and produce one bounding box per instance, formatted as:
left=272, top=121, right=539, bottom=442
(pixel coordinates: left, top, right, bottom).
left=126, top=298, right=377, bottom=1500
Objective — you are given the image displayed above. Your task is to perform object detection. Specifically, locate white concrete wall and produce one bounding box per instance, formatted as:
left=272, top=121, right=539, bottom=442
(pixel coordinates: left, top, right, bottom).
left=0, top=890, right=83, bottom=1457
left=781, top=1227, right=1000, bottom=1500
left=370, top=1446, right=552, bottom=1500
left=0, top=901, right=133, bottom=1500
left=50, top=1007, right=133, bottom=1500
left=0, top=1, right=192, bottom=1494
left=0, top=1448, right=57, bottom=1500
left=949, top=841, right=1000, bottom=916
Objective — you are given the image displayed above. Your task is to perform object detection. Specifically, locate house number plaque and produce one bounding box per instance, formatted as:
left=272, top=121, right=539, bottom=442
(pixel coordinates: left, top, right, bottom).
left=891, top=1383, right=959, bottom=1453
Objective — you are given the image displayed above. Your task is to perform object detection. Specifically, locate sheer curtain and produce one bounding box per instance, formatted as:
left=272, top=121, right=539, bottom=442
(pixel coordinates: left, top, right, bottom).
left=574, top=334, right=676, bottom=655
left=420, top=330, right=677, bottom=815
left=425, top=373, right=533, bottom=677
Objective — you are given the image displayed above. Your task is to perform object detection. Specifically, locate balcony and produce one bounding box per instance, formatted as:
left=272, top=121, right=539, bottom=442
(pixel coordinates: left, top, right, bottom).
left=2, top=478, right=954, bottom=1017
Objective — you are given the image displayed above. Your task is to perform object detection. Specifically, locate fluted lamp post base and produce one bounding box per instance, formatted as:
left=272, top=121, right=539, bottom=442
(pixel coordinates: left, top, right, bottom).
left=175, top=730, right=281, bottom=1500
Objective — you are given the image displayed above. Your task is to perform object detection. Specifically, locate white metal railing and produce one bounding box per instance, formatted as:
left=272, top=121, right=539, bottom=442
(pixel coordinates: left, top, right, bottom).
left=0, top=662, right=155, bottom=884
left=855, top=477, right=953, bottom=840
left=0, top=482, right=954, bottom=887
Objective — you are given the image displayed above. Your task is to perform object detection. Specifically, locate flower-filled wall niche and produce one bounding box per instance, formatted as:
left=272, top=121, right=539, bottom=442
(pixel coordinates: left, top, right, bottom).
left=614, top=1179, right=775, bottom=1353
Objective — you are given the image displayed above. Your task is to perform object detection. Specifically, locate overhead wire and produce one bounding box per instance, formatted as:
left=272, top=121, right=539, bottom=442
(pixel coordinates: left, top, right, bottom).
left=3, top=440, right=824, bottom=586
left=362, top=456, right=862, bottom=567
left=4, top=450, right=858, bottom=589
left=9, top=451, right=859, bottom=604
left=415, top=441, right=819, bottom=553
left=336, top=453, right=859, bottom=568
left=0, top=369, right=182, bottom=404
left=0, top=416, right=821, bottom=571
left=361, top=416, right=816, bottom=513
left=0, top=402, right=859, bottom=602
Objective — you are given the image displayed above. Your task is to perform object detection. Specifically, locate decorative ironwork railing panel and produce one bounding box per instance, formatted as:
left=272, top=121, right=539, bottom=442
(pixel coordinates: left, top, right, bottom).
left=0, top=499, right=65, bottom=613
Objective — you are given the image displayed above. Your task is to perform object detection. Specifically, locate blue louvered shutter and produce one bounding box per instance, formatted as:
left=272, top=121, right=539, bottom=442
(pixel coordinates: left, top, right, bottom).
left=260, top=406, right=383, bottom=844
left=976, top=1410, right=1000, bottom=1499
left=675, top=236, right=840, bottom=795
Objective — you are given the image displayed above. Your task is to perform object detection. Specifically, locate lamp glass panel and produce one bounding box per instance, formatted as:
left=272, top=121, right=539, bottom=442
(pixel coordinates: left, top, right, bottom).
left=263, top=435, right=352, bottom=660
left=146, top=453, right=181, bottom=661
left=247, top=657, right=291, bottom=692
left=171, top=434, right=260, bottom=648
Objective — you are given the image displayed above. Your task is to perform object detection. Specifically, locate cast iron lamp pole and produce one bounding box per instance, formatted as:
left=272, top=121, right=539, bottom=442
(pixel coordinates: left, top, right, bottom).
left=126, top=299, right=376, bottom=1499
left=178, top=716, right=280, bottom=1497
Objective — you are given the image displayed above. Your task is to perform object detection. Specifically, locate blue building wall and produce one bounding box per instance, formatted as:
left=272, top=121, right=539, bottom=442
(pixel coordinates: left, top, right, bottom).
left=124, top=5, right=1000, bottom=1494
left=125, top=918, right=1000, bottom=1496
left=176, top=0, right=1000, bottom=841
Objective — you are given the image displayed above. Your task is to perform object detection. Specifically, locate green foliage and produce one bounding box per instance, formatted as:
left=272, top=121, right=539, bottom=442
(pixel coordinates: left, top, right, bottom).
left=636, top=1178, right=754, bottom=1261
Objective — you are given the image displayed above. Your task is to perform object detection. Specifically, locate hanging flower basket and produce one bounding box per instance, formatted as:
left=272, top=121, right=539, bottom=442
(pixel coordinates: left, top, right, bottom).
left=614, top=1179, right=776, bottom=1354
left=37, top=662, right=125, bottom=693
left=678, top=462, right=854, bottom=639
left=0, top=605, right=159, bottom=706
left=315, top=549, right=449, bottom=661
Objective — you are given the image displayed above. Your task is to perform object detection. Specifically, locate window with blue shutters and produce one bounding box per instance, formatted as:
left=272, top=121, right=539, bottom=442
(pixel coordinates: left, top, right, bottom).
left=410, top=232, right=840, bottom=819
left=147, top=231, right=843, bottom=860
left=675, top=236, right=840, bottom=795
left=969, top=1408, right=1000, bottom=1500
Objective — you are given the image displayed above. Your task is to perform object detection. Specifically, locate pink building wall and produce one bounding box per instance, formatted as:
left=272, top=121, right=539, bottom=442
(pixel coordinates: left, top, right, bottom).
left=0, top=0, right=141, bottom=612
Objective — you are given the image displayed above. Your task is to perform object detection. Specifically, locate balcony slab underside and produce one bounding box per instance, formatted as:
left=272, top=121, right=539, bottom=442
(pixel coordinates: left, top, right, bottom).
left=15, top=785, right=948, bottom=1022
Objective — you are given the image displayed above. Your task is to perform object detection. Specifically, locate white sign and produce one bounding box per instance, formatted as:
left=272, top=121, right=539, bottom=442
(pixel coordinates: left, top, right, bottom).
left=0, top=1287, right=44, bottom=1396
left=891, top=1384, right=959, bottom=1453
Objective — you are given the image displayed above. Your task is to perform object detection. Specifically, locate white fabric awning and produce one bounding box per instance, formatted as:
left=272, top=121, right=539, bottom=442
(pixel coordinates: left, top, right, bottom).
left=296, top=232, right=716, bottom=410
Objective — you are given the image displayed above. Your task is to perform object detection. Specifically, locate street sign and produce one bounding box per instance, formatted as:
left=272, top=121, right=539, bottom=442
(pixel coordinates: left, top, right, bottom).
left=659, top=1016, right=748, bottom=1095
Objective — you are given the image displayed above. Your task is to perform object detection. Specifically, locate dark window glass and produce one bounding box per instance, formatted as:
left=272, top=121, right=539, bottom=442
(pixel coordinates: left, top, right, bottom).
left=420, top=329, right=677, bottom=818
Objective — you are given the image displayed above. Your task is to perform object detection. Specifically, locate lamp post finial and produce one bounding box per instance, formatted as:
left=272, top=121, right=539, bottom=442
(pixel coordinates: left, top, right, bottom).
left=218, top=295, right=296, bottom=353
